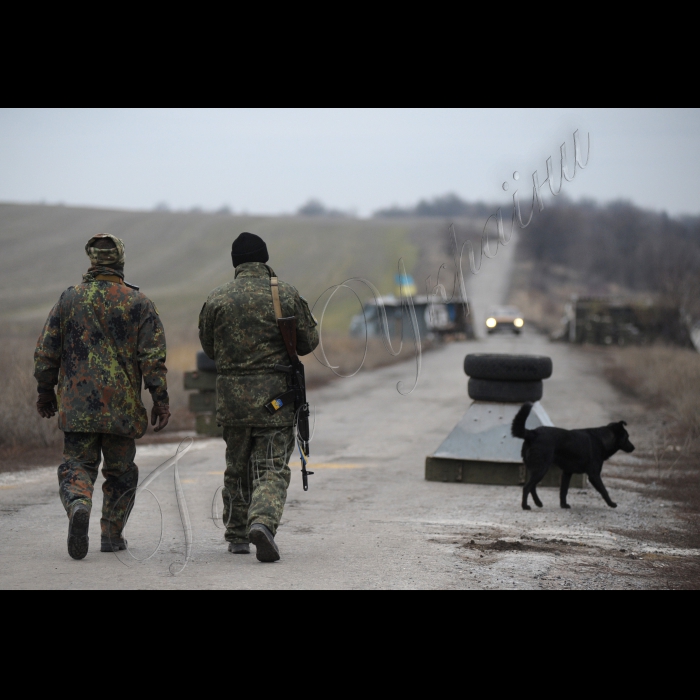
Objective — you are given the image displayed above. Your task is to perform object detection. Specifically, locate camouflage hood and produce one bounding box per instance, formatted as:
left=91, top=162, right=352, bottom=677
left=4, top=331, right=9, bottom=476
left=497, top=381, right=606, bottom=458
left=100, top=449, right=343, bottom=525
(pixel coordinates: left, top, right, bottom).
left=85, top=233, right=126, bottom=268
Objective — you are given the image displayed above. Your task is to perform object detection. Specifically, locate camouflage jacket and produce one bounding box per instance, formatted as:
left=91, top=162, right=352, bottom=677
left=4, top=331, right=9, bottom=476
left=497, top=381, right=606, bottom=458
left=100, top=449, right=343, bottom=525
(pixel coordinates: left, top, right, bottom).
left=198, top=262, right=319, bottom=426
left=34, top=274, right=168, bottom=438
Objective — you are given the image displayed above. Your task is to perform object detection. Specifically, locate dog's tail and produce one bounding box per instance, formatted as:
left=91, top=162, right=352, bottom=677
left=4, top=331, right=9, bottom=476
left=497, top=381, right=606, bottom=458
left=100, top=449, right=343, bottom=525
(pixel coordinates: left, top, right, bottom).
left=511, top=402, right=534, bottom=440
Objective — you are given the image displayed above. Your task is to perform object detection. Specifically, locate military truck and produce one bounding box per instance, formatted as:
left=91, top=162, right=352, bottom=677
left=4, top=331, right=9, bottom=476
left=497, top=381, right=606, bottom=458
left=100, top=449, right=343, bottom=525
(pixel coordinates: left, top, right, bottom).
left=556, top=295, right=692, bottom=347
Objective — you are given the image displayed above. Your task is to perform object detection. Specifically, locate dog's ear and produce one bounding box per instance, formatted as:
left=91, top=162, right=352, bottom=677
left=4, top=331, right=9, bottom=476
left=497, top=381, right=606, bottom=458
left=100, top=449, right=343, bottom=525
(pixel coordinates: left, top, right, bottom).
left=620, top=421, right=627, bottom=427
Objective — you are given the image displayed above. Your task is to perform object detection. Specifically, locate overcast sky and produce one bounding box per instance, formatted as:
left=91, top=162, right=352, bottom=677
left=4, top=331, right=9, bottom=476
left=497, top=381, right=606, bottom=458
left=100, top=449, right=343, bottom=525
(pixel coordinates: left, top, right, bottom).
left=1, top=108, right=698, bottom=217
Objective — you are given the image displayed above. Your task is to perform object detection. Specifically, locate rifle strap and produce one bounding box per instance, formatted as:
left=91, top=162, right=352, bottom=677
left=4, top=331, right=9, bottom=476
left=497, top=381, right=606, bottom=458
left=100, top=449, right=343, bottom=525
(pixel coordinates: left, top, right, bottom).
left=270, top=277, right=283, bottom=320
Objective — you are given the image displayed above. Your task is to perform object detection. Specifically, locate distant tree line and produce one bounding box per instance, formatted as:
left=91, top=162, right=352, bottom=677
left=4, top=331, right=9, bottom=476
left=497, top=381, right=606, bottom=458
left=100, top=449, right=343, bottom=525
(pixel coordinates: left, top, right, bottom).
left=152, top=202, right=234, bottom=215
left=374, top=193, right=496, bottom=219
left=517, top=198, right=700, bottom=319
left=297, top=199, right=350, bottom=218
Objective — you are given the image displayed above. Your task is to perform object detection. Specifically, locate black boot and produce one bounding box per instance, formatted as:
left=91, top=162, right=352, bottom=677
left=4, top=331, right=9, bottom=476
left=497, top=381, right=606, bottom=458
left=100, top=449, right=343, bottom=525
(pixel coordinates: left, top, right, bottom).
left=249, top=523, right=280, bottom=562
left=101, top=536, right=128, bottom=552
left=228, top=543, right=250, bottom=554
left=67, top=503, right=90, bottom=560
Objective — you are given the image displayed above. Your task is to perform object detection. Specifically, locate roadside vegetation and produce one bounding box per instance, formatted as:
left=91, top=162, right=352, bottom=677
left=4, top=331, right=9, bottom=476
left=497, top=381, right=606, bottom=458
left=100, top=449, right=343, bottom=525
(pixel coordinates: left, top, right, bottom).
left=502, top=198, right=700, bottom=559
left=605, top=346, right=700, bottom=440
left=506, top=196, right=700, bottom=440
left=0, top=203, right=435, bottom=471
left=508, top=197, right=700, bottom=333
left=505, top=198, right=700, bottom=444
left=604, top=344, right=700, bottom=568
left=0, top=336, right=62, bottom=460
left=0, top=333, right=194, bottom=471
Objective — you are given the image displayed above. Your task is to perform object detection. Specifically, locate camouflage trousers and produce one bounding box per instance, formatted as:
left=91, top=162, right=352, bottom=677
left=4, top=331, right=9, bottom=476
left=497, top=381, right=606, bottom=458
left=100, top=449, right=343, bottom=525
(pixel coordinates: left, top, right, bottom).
left=58, top=432, right=138, bottom=538
left=222, top=425, right=295, bottom=544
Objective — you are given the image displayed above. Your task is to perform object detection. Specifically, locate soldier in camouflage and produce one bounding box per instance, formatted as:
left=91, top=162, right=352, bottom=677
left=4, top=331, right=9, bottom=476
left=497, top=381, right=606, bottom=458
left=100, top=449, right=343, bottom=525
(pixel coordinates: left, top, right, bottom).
left=34, top=234, right=170, bottom=560
left=199, top=232, right=319, bottom=562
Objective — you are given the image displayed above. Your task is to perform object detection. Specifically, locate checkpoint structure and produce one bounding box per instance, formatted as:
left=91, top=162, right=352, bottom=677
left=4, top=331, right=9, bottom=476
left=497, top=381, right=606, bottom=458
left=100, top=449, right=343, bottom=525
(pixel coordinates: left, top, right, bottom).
left=425, top=353, right=585, bottom=488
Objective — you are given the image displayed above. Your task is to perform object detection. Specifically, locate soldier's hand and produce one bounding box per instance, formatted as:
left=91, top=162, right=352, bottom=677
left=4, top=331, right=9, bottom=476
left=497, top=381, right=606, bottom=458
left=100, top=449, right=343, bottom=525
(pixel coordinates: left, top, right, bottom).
left=151, top=404, right=171, bottom=432
left=36, top=390, right=58, bottom=419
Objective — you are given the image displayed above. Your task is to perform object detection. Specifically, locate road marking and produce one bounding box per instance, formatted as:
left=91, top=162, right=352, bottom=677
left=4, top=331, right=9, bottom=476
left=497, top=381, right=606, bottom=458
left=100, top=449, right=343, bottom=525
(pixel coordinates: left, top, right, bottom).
left=309, top=463, right=364, bottom=470
left=207, top=465, right=364, bottom=473
left=0, top=485, right=18, bottom=490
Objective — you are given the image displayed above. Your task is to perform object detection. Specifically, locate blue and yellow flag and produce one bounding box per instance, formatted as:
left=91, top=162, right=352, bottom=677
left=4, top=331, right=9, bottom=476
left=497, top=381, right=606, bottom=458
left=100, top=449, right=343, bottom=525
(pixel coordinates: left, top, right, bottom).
left=395, top=273, right=416, bottom=298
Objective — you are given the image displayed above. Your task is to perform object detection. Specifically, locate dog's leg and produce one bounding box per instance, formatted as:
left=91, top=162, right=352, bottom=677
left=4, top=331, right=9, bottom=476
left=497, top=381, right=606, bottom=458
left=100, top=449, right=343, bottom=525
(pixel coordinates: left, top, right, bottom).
left=588, top=472, right=617, bottom=508
left=560, top=472, right=572, bottom=509
left=521, top=473, right=534, bottom=510
left=522, top=468, right=547, bottom=510
left=531, top=485, right=543, bottom=508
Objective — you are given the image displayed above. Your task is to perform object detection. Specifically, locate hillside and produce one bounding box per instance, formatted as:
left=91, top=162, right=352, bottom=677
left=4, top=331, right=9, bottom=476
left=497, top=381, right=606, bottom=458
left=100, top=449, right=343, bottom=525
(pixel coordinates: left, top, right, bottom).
left=0, top=203, right=469, bottom=341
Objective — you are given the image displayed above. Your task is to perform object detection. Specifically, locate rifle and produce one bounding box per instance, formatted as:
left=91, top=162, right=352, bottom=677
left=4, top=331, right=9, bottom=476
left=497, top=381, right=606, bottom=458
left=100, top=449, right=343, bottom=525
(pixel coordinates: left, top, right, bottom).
left=264, top=278, right=313, bottom=491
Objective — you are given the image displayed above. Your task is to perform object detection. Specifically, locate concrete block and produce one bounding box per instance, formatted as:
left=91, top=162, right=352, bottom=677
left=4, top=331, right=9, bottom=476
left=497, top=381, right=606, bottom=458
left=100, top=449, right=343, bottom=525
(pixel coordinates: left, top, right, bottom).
left=426, top=400, right=586, bottom=488
left=425, top=455, right=585, bottom=488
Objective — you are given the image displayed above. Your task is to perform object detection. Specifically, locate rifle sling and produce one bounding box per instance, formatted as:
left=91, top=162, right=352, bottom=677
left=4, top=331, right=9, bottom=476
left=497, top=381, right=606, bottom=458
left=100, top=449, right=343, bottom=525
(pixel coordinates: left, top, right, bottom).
left=268, top=276, right=306, bottom=412
left=270, top=276, right=283, bottom=320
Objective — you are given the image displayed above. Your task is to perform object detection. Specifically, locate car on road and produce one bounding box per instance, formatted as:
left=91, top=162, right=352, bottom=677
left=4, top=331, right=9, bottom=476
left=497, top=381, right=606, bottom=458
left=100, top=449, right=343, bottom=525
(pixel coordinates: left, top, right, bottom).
left=485, top=306, right=524, bottom=335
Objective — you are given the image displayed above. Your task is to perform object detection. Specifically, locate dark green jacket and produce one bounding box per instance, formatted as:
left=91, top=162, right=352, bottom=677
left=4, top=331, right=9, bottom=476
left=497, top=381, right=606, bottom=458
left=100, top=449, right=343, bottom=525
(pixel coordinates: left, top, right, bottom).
left=198, top=263, right=319, bottom=426
left=34, top=278, right=168, bottom=438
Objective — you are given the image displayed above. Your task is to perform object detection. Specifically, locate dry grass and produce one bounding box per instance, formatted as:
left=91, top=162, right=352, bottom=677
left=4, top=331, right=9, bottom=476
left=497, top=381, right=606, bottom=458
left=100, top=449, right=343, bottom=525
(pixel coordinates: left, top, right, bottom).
left=0, top=336, right=63, bottom=455
left=167, top=334, right=423, bottom=394
left=0, top=334, right=195, bottom=470
left=168, top=330, right=427, bottom=392
left=302, top=334, right=427, bottom=388
left=604, top=346, right=700, bottom=439
left=603, top=346, right=700, bottom=563
left=0, top=203, right=428, bottom=338
left=0, top=331, right=427, bottom=471
left=0, top=202, right=443, bottom=471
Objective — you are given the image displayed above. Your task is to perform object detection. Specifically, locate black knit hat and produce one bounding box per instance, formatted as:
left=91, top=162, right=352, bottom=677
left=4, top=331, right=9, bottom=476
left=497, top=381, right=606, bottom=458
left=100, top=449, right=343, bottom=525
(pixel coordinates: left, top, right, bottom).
left=231, top=232, right=269, bottom=268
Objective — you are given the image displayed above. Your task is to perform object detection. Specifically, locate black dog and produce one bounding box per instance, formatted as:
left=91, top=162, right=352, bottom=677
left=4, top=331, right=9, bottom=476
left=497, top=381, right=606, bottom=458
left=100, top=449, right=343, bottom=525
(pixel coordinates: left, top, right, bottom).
left=511, top=403, right=635, bottom=510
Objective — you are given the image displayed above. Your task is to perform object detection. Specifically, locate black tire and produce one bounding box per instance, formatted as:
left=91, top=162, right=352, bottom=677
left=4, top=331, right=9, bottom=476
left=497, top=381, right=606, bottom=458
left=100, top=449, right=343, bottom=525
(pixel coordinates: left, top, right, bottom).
left=468, top=378, right=543, bottom=403
left=464, top=353, right=552, bottom=381
left=196, top=351, right=217, bottom=373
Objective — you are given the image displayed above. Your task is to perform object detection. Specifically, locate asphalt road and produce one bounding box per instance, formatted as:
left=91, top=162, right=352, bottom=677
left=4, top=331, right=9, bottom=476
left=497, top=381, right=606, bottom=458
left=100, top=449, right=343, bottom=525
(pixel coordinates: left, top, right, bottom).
left=0, top=239, right=691, bottom=589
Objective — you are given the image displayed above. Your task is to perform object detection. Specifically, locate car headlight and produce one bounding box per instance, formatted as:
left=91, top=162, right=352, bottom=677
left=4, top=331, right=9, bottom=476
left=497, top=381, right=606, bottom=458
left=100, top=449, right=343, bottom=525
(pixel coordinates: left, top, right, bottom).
left=514, top=318, right=524, bottom=328
left=486, top=317, right=497, bottom=328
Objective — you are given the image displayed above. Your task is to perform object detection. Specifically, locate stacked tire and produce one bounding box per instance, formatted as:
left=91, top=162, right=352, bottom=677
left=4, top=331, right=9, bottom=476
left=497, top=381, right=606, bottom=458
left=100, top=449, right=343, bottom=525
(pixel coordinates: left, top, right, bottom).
left=463, top=354, right=552, bottom=403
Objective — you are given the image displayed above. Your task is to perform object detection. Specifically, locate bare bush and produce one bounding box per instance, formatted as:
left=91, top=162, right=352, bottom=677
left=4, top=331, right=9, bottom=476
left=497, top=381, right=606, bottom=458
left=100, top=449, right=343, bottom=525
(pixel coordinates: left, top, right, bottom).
left=649, top=430, right=692, bottom=479
left=0, top=330, right=424, bottom=467
left=0, top=334, right=196, bottom=465
left=515, top=199, right=700, bottom=329
left=0, top=337, right=62, bottom=452
left=605, top=346, right=700, bottom=439
left=301, top=334, right=427, bottom=388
